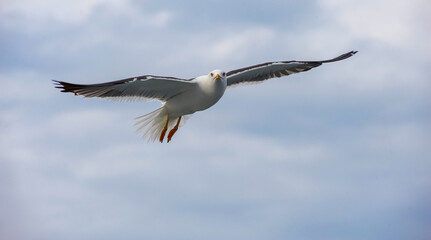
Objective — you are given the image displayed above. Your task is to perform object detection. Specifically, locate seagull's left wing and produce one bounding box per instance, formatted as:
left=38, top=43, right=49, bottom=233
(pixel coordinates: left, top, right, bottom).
left=54, top=75, right=196, bottom=102
left=226, top=51, right=357, bottom=87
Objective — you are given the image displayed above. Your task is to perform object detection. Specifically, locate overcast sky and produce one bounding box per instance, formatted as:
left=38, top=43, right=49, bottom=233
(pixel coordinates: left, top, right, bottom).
left=1, top=0, right=430, bottom=240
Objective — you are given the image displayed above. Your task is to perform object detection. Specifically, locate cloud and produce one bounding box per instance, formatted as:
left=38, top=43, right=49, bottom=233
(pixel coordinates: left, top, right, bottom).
left=1, top=0, right=431, bottom=239
left=207, top=27, right=276, bottom=62
left=318, top=0, right=431, bottom=51
left=1, top=0, right=137, bottom=25
left=0, top=71, right=56, bottom=102
left=3, top=110, right=429, bottom=239
left=161, top=26, right=278, bottom=71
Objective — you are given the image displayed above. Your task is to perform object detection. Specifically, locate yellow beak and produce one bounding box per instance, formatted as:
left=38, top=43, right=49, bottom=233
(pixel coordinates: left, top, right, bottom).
left=214, top=74, right=221, bottom=80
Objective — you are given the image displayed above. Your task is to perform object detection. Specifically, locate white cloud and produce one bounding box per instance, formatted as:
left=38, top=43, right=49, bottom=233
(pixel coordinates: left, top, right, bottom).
left=207, top=27, right=276, bottom=62
left=1, top=0, right=431, bottom=239
left=5, top=111, right=429, bottom=239
left=161, top=26, right=277, bottom=71
left=0, top=0, right=173, bottom=31
left=0, top=71, right=55, bottom=101
left=47, top=109, right=123, bottom=137
left=1, top=0, right=129, bottom=24
left=319, top=0, right=431, bottom=50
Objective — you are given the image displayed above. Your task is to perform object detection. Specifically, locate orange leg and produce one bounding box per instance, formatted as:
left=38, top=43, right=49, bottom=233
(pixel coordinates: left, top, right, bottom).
left=159, top=116, right=169, bottom=143
left=167, top=116, right=182, bottom=143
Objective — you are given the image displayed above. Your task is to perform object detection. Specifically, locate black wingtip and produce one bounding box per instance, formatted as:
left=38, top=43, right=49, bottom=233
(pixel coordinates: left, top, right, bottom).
left=321, top=50, right=358, bottom=63
left=349, top=50, right=358, bottom=56
left=52, top=80, right=65, bottom=91
left=52, top=79, right=79, bottom=94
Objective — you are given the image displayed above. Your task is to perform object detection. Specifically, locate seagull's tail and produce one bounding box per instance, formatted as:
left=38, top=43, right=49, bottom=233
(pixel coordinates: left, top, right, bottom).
left=134, top=107, right=168, bottom=142
left=134, top=106, right=192, bottom=142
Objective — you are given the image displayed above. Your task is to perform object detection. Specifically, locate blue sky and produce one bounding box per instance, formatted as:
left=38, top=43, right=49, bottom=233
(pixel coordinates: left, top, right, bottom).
left=1, top=0, right=430, bottom=239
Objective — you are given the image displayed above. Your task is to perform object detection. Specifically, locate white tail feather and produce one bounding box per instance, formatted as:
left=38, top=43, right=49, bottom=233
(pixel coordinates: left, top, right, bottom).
left=134, top=107, right=192, bottom=142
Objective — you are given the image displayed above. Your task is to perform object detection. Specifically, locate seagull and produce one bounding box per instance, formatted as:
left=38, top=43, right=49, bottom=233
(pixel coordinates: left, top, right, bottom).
left=54, top=51, right=357, bottom=142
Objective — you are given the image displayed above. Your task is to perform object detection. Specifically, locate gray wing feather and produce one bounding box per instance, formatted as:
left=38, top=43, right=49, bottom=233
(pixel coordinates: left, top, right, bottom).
left=53, top=75, right=196, bottom=102
left=226, top=51, right=357, bottom=87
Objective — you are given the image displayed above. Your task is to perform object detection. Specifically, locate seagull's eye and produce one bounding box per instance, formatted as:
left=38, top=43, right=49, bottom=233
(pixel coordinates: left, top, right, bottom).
left=210, top=73, right=214, bottom=77
left=222, top=72, right=226, bottom=77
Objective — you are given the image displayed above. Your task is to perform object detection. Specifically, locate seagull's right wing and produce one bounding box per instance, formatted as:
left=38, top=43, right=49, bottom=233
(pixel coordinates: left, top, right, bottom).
left=53, top=75, right=196, bottom=102
left=226, top=51, right=357, bottom=87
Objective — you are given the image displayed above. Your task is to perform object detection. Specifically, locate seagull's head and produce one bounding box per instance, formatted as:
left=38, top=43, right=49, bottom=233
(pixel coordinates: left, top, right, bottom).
left=209, top=69, right=226, bottom=81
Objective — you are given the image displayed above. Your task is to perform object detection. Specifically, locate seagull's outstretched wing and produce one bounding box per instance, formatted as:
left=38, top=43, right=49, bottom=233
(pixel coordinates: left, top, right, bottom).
left=226, top=51, right=357, bottom=87
left=54, top=75, right=196, bottom=102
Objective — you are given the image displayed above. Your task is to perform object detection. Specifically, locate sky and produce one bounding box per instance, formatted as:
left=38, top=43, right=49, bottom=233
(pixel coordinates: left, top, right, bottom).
left=1, top=0, right=430, bottom=239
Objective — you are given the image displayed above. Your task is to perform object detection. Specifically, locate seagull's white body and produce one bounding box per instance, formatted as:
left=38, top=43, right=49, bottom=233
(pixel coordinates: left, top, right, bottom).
left=132, top=70, right=228, bottom=142
left=166, top=70, right=227, bottom=117
left=54, top=51, right=357, bottom=142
